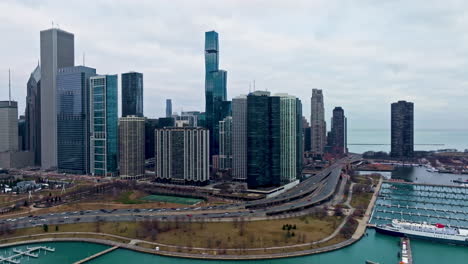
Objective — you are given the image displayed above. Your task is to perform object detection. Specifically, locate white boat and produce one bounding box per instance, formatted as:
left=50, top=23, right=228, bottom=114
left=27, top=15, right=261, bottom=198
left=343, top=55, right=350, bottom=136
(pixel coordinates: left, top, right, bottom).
left=376, top=219, right=468, bottom=246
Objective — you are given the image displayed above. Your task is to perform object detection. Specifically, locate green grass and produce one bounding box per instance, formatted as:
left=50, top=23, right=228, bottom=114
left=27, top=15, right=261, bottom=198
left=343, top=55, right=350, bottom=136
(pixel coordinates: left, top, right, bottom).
left=140, top=194, right=203, bottom=205
left=115, top=191, right=145, bottom=204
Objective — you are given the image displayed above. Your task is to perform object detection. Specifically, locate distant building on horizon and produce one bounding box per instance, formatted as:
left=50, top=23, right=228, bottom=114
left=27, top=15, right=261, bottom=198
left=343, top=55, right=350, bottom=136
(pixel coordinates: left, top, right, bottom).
left=89, top=75, right=118, bottom=176
left=391, top=100, right=414, bottom=158
left=330, top=107, right=347, bottom=155
left=119, top=116, right=145, bottom=179
left=40, top=28, right=74, bottom=169
left=121, top=72, right=143, bottom=117
left=165, top=99, right=172, bottom=118
left=155, top=127, right=210, bottom=185
left=310, top=89, right=326, bottom=155
left=25, top=64, right=41, bottom=165
left=57, top=66, right=96, bottom=174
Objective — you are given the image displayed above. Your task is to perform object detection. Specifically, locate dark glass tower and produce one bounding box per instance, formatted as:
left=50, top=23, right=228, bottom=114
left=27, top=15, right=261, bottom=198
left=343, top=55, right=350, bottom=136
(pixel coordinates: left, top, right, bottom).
left=57, top=66, right=96, bottom=174
left=121, top=72, right=143, bottom=117
left=26, top=64, right=41, bottom=165
left=205, top=31, right=228, bottom=158
left=391, top=101, right=414, bottom=158
left=330, top=107, right=347, bottom=155
left=165, top=99, right=172, bottom=117
left=246, top=91, right=280, bottom=188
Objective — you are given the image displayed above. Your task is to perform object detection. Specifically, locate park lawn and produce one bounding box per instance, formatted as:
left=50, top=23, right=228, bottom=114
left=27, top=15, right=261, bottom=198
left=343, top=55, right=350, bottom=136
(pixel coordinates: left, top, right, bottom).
left=350, top=192, right=373, bottom=209
left=115, top=191, right=146, bottom=204
left=1, top=215, right=344, bottom=252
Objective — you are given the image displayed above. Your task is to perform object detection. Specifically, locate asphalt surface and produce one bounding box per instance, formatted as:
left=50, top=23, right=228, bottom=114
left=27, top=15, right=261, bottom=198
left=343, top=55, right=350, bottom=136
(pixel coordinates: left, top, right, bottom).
left=1, top=156, right=360, bottom=230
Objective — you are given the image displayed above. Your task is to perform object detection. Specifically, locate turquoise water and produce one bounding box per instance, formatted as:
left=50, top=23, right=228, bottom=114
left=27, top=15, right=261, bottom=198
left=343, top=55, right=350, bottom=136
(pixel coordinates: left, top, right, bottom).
left=2, top=230, right=466, bottom=264
left=348, top=129, right=468, bottom=153
left=0, top=242, right=109, bottom=263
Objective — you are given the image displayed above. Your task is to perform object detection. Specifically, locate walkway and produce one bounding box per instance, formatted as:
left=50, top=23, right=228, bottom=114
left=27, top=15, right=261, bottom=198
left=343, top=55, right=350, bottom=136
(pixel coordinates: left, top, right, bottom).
left=73, top=246, right=118, bottom=264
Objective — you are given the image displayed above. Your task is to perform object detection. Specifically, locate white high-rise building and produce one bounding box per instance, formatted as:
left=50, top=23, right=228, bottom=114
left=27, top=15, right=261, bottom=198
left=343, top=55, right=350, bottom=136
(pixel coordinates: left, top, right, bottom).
left=310, top=89, right=326, bottom=154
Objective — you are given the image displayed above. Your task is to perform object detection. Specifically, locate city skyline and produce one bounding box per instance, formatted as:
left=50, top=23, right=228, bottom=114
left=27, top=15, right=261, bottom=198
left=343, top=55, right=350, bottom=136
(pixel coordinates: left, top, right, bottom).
left=2, top=1, right=468, bottom=131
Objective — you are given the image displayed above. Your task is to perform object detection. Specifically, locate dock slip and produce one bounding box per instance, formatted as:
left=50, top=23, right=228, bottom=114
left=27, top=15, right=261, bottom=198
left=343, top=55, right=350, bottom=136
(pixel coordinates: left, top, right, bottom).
left=0, top=246, right=55, bottom=264
left=74, top=245, right=119, bottom=264
left=399, top=237, right=413, bottom=264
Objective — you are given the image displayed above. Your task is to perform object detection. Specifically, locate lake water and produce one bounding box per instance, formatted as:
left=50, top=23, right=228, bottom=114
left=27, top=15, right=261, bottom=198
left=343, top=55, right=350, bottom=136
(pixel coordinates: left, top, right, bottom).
left=348, top=129, right=468, bottom=153
left=1, top=229, right=466, bottom=264
left=358, top=166, right=468, bottom=186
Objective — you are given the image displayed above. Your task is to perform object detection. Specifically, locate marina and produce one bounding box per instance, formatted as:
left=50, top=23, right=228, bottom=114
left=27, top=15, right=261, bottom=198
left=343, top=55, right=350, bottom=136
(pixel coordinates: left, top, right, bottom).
left=0, top=246, right=54, bottom=264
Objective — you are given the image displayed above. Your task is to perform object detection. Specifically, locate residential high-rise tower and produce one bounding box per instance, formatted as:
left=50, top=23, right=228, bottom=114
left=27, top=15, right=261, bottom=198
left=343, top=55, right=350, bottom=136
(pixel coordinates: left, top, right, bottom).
left=330, top=107, right=347, bottom=155
left=232, top=95, right=247, bottom=181
left=391, top=101, right=414, bottom=158
left=89, top=75, right=118, bottom=176
left=119, top=116, right=145, bottom=179
left=310, top=89, right=326, bottom=154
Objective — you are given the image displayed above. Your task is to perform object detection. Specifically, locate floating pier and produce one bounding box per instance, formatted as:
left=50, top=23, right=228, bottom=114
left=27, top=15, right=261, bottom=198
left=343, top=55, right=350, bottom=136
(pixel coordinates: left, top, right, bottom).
left=0, top=246, right=55, bottom=264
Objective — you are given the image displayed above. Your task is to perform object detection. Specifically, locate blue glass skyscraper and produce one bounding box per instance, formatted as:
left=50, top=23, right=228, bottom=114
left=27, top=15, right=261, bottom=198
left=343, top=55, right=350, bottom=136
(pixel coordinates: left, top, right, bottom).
left=121, top=72, right=143, bottom=117
left=205, top=31, right=229, bottom=158
left=90, top=75, right=118, bottom=176
left=57, top=66, right=96, bottom=174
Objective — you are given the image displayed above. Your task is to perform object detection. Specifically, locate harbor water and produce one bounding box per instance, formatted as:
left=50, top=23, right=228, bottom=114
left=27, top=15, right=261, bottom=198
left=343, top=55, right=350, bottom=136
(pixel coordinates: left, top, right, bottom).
left=0, top=229, right=466, bottom=264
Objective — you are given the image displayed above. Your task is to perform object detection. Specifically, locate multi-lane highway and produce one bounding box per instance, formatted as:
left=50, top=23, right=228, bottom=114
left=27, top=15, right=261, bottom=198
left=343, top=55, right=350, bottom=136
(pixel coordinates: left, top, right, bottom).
left=1, top=156, right=359, bottom=230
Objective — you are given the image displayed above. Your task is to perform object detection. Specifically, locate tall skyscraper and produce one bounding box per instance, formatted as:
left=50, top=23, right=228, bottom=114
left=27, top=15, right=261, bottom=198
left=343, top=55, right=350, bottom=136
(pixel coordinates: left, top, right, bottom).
left=205, top=31, right=229, bottom=158
left=0, top=101, right=18, bottom=152
left=26, top=64, right=41, bottom=165
left=391, top=101, right=414, bottom=158
left=232, top=95, right=247, bottom=181
left=302, top=117, right=311, bottom=152
left=330, top=107, right=347, bottom=155
left=89, top=75, right=118, bottom=176
left=56, top=66, right=96, bottom=174
left=277, top=94, right=298, bottom=184
left=40, top=28, right=74, bottom=169
left=246, top=91, right=281, bottom=188
left=155, top=127, right=210, bottom=185
left=310, top=89, right=326, bottom=154
left=119, top=116, right=145, bottom=179
left=165, top=99, right=172, bottom=118
left=219, top=116, right=232, bottom=170
left=121, top=72, right=143, bottom=117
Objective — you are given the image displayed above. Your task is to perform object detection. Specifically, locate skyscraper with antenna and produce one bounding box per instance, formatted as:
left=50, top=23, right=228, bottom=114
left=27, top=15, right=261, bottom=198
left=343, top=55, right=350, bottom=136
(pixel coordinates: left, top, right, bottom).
left=0, top=70, right=18, bottom=152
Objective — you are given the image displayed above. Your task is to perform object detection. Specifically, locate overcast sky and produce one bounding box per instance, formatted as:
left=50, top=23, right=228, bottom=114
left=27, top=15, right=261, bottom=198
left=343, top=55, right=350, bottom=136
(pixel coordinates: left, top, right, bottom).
left=1, top=0, right=468, bottom=130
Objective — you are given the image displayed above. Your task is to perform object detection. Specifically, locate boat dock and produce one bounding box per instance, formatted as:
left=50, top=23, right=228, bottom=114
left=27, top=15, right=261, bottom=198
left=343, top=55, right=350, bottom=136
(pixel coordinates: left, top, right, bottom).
left=399, top=237, right=413, bottom=264
left=0, top=246, right=55, bottom=263
left=73, top=245, right=119, bottom=264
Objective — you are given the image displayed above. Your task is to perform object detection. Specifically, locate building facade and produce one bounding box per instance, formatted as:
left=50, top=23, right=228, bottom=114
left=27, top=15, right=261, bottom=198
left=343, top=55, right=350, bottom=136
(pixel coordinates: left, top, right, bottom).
left=330, top=107, right=347, bottom=155
left=119, top=116, right=145, bottom=179
left=205, top=31, right=229, bottom=157
left=40, top=28, right=74, bottom=169
left=231, top=95, right=247, bottom=181
left=310, top=89, right=326, bottom=155
left=391, top=101, right=414, bottom=158
left=277, top=94, right=298, bottom=184
left=0, top=101, right=18, bottom=152
left=25, top=64, right=41, bottom=165
left=121, top=72, right=143, bottom=117
left=219, top=116, right=232, bottom=170
left=155, top=127, right=209, bottom=185
left=246, top=91, right=281, bottom=188
left=166, top=99, right=172, bottom=118
left=89, top=75, right=118, bottom=176
left=56, top=66, right=96, bottom=174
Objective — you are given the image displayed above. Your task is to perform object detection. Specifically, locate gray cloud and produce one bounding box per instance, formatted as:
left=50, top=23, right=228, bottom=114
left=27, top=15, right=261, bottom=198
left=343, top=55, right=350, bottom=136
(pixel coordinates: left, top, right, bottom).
left=1, top=0, right=468, bottom=131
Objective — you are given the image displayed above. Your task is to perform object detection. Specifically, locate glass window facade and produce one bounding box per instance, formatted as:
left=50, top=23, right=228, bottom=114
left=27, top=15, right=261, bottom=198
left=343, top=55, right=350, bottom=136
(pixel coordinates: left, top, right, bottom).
left=121, top=72, right=143, bottom=117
